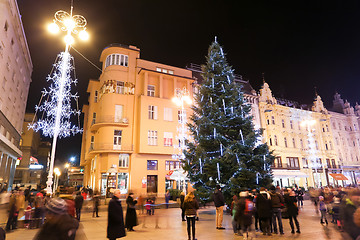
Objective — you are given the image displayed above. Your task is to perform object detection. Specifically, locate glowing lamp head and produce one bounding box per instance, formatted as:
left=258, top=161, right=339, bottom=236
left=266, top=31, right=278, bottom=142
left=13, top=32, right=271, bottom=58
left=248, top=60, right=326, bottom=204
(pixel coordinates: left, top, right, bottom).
left=172, top=97, right=182, bottom=106
left=54, top=167, right=61, bottom=176
left=183, top=95, right=192, bottom=105
left=63, top=18, right=76, bottom=31
left=47, top=22, right=60, bottom=34
left=79, top=30, right=89, bottom=41
left=64, top=35, right=74, bottom=45
left=65, top=163, right=70, bottom=168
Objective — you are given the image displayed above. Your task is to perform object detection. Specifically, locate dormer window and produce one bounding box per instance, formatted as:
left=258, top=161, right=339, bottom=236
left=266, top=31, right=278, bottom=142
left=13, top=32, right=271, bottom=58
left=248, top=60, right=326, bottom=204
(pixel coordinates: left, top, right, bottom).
left=105, top=54, right=128, bottom=68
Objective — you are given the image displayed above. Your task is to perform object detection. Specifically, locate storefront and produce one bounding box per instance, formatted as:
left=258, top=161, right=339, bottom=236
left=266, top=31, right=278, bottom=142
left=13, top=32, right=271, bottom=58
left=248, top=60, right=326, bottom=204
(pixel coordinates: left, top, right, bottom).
left=272, top=170, right=309, bottom=189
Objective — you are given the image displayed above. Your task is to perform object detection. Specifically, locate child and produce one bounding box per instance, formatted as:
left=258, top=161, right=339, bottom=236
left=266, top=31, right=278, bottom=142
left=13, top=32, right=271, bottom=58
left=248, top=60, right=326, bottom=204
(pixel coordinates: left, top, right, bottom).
left=145, top=199, right=152, bottom=215
left=319, top=196, right=328, bottom=224
left=24, top=204, right=32, bottom=229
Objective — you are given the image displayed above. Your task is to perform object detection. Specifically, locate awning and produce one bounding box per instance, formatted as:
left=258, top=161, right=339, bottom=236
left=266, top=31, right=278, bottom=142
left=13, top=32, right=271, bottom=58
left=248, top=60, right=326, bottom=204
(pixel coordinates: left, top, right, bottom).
left=272, top=170, right=309, bottom=178
left=329, top=173, right=348, bottom=181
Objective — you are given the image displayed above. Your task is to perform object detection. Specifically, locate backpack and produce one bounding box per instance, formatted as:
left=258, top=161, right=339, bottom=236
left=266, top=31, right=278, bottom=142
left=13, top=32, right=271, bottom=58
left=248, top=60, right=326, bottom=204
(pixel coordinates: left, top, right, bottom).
left=245, top=199, right=254, bottom=213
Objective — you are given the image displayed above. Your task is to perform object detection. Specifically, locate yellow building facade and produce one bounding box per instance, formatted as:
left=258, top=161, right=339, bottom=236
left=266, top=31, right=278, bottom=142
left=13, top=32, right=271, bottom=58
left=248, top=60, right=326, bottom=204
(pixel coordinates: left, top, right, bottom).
left=81, top=44, right=194, bottom=196
left=258, top=82, right=341, bottom=188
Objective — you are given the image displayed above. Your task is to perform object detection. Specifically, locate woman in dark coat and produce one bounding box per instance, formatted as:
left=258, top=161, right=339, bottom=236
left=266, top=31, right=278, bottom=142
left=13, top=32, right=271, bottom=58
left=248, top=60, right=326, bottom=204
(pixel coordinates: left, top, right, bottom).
left=107, top=190, right=126, bottom=240
left=125, top=193, right=138, bottom=231
left=183, top=192, right=199, bottom=240
left=235, top=191, right=253, bottom=238
left=284, top=189, right=300, bottom=234
left=256, top=187, right=272, bottom=236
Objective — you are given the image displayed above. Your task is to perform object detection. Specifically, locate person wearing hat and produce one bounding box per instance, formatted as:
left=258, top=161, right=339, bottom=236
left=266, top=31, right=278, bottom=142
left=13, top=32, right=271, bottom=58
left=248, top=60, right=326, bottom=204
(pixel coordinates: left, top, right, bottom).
left=125, top=192, right=138, bottom=231
left=213, top=185, right=225, bottom=230
left=235, top=191, right=253, bottom=239
left=256, top=187, right=272, bottom=236
left=33, top=198, right=79, bottom=240
left=107, top=189, right=126, bottom=240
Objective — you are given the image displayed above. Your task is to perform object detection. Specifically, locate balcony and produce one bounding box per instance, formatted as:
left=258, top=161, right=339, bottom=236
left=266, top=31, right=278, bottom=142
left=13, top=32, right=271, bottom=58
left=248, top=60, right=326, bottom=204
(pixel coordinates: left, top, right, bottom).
left=88, top=142, right=134, bottom=157
left=271, top=163, right=300, bottom=170
left=90, top=115, right=129, bottom=132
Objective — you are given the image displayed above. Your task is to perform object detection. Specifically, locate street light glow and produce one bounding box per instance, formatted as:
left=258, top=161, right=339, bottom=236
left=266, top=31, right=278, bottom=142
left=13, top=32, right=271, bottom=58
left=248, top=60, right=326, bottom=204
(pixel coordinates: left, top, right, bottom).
left=63, top=18, right=76, bottom=30
left=64, top=35, right=74, bottom=45
left=79, top=30, right=89, bottom=41
left=47, top=22, right=59, bottom=34
left=70, top=156, right=76, bottom=162
left=65, top=163, right=70, bottom=168
left=54, top=167, right=61, bottom=176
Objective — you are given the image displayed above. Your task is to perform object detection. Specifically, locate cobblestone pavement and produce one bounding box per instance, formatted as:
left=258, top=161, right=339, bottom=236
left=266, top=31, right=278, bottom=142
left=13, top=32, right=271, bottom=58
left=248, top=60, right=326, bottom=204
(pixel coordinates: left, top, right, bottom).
left=3, top=200, right=347, bottom=240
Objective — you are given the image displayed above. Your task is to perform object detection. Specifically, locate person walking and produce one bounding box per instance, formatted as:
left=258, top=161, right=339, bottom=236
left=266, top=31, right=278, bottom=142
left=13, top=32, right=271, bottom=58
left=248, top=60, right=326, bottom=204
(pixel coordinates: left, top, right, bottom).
left=165, top=190, right=170, bottom=209
left=107, top=189, right=126, bottom=240
left=214, top=185, right=225, bottom=230
left=256, top=187, right=272, bottom=236
left=125, top=193, right=138, bottom=231
left=180, top=191, right=186, bottom=221
left=33, top=198, right=79, bottom=240
left=295, top=187, right=304, bottom=208
left=269, top=185, right=284, bottom=234
left=183, top=192, right=199, bottom=240
left=92, top=191, right=100, bottom=218
left=74, top=191, right=84, bottom=221
left=230, top=195, right=239, bottom=235
left=235, top=191, right=253, bottom=239
left=284, top=189, right=300, bottom=234
left=319, top=196, right=328, bottom=224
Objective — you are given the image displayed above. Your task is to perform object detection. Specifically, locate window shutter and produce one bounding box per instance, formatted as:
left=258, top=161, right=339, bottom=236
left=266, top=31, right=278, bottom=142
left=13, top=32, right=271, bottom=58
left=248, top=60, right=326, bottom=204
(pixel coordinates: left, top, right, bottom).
left=154, top=106, right=158, bottom=120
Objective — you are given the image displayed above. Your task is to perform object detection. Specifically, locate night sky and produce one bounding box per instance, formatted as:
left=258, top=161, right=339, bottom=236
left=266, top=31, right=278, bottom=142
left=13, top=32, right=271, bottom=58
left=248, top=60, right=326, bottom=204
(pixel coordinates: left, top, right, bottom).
left=17, top=0, right=360, bottom=162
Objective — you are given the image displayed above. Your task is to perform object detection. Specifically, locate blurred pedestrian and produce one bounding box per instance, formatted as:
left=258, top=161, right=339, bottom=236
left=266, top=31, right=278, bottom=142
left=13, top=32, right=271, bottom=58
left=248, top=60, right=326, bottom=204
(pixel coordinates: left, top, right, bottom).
left=214, top=185, right=225, bottom=230
left=235, top=191, right=253, bottom=239
left=33, top=198, right=79, bottom=240
left=340, top=188, right=360, bottom=239
left=34, top=195, right=44, bottom=228
left=230, top=195, right=239, bottom=235
left=145, top=198, right=152, bottom=215
left=256, top=187, right=272, bottom=236
left=183, top=192, right=199, bottom=240
left=93, top=191, right=100, bottom=218
left=0, top=227, right=5, bottom=240
left=295, top=187, right=304, bottom=208
left=5, top=193, right=18, bottom=231
left=284, top=189, right=300, bottom=234
left=125, top=193, right=138, bottom=231
left=24, top=203, right=32, bottom=228
left=269, top=185, right=284, bottom=234
left=319, top=196, right=328, bottom=224
left=138, top=194, right=144, bottom=215
left=165, top=190, right=170, bottom=209
left=74, top=191, right=84, bottom=221
left=107, top=189, right=126, bottom=240
left=180, top=191, right=186, bottom=221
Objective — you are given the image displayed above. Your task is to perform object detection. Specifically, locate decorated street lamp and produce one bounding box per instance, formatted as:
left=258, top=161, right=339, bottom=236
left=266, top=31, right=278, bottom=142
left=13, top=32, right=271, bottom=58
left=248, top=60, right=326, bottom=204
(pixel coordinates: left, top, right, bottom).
left=29, top=2, right=88, bottom=194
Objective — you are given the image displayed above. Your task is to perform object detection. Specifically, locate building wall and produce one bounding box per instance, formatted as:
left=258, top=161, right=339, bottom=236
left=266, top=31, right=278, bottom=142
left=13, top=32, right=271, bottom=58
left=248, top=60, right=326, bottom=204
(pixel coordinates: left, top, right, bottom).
left=0, top=0, right=32, bottom=191
left=81, top=44, right=194, bottom=196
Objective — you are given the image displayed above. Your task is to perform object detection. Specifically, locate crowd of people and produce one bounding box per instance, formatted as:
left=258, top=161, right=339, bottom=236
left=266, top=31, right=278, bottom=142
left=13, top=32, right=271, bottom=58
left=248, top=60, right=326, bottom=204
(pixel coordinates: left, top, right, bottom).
left=4, top=184, right=360, bottom=240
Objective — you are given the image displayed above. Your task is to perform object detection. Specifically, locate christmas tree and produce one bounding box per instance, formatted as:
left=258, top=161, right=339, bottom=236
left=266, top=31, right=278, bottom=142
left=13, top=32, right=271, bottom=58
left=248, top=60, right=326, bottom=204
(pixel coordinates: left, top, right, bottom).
left=183, top=38, right=273, bottom=203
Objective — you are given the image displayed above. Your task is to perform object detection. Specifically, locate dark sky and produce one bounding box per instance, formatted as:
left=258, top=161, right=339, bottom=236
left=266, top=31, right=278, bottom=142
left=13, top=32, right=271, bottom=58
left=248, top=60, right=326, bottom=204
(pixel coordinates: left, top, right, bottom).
left=17, top=0, right=360, bottom=162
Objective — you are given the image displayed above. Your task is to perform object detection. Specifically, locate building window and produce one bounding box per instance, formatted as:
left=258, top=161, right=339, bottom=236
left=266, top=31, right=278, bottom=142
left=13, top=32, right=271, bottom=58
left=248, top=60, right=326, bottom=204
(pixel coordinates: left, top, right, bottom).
left=148, top=130, right=158, bottom=145
left=272, top=157, right=282, bottom=168
left=286, top=157, right=299, bottom=169
left=115, top=105, right=123, bottom=123
left=274, top=135, right=278, bottom=146
left=94, top=90, right=98, bottom=102
left=267, top=119, right=270, bottom=125
left=302, top=158, right=308, bottom=168
left=284, top=137, right=288, bottom=148
left=4, top=21, right=8, bottom=32
left=331, top=159, right=336, bottom=168
left=292, top=138, right=296, bottom=148
left=105, top=54, right=128, bottom=68
left=269, top=137, right=272, bottom=146
left=326, top=159, right=331, bottom=168
left=326, top=125, right=329, bottom=132
left=178, top=110, right=186, bottom=123
left=164, top=132, right=173, bottom=146
left=90, top=136, right=94, bottom=150
left=119, top=154, right=129, bottom=168
left=271, top=116, right=275, bottom=125
left=113, top=130, right=122, bottom=150
left=282, top=119, right=285, bottom=128
left=315, top=140, right=319, bottom=150
left=300, top=139, right=304, bottom=149
left=116, top=81, right=125, bottom=94
left=147, top=85, right=155, bottom=97
left=148, top=105, right=158, bottom=120
left=92, top=112, right=96, bottom=125
left=290, top=120, right=293, bottom=129
left=325, top=142, right=328, bottom=150
left=164, top=108, right=173, bottom=121
left=166, top=161, right=180, bottom=170
left=147, top=160, right=158, bottom=170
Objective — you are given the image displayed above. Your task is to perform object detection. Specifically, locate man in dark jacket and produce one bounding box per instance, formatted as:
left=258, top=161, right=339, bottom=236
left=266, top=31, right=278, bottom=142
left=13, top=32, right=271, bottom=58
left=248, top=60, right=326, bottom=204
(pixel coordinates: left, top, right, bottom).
left=213, top=185, right=225, bottom=230
left=256, top=187, right=272, bottom=236
left=74, top=192, right=84, bottom=221
left=269, top=185, right=284, bottom=234
left=107, top=189, right=126, bottom=240
left=340, top=189, right=360, bottom=240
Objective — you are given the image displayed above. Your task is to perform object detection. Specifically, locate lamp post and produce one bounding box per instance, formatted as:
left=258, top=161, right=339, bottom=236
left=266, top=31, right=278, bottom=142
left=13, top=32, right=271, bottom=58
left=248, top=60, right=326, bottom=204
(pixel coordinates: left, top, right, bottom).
left=44, top=4, right=88, bottom=194
left=172, top=87, right=192, bottom=192
left=53, top=167, right=61, bottom=195
left=300, top=119, right=321, bottom=187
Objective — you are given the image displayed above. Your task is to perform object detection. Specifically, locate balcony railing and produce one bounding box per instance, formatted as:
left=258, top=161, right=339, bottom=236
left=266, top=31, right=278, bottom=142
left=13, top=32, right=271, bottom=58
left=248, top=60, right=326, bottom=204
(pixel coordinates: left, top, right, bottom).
left=271, top=163, right=300, bottom=170
left=92, top=115, right=129, bottom=125
left=88, top=142, right=134, bottom=153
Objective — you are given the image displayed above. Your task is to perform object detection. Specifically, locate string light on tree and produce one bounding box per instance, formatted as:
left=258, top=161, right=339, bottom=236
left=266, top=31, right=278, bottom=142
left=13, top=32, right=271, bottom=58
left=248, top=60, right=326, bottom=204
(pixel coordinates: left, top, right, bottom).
left=29, top=2, right=88, bottom=194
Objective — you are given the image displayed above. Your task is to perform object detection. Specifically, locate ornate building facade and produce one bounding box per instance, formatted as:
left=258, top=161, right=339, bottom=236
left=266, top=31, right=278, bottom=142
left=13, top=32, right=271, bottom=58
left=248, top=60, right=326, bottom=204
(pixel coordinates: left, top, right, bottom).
left=0, top=0, right=32, bottom=191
